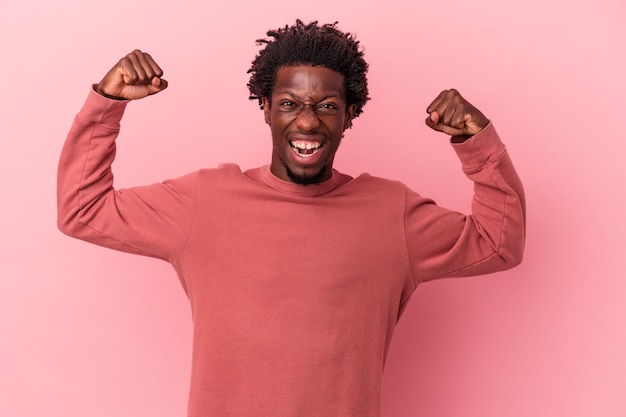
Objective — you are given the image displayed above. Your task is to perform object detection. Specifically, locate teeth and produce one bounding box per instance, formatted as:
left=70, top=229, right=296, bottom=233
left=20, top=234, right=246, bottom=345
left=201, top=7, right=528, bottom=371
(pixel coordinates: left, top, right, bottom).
left=290, top=140, right=321, bottom=151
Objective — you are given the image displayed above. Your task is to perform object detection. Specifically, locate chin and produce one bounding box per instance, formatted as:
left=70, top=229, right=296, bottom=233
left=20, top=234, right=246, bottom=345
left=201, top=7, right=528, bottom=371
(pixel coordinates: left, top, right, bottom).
left=285, top=165, right=327, bottom=185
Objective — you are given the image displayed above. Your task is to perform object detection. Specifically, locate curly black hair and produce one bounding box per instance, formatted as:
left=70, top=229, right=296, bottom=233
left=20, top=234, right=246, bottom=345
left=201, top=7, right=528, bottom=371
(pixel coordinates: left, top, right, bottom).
left=247, top=20, right=370, bottom=121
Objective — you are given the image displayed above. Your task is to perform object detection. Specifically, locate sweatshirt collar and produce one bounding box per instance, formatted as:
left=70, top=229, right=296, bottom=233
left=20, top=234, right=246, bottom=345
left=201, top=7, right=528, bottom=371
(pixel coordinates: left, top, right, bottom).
left=259, top=165, right=348, bottom=196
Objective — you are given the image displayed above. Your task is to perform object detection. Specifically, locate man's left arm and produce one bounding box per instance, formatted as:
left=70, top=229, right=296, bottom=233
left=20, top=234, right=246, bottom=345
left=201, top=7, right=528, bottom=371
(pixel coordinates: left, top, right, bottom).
left=406, top=89, right=525, bottom=282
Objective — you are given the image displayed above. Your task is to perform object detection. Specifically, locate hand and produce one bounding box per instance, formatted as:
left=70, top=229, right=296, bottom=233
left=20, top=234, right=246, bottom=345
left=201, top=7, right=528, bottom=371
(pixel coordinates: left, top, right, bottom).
left=95, top=50, right=168, bottom=100
left=425, top=89, right=488, bottom=138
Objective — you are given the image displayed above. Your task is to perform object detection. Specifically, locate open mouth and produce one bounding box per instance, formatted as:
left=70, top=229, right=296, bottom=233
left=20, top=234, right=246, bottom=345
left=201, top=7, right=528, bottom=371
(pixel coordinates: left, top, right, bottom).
left=289, top=140, right=322, bottom=158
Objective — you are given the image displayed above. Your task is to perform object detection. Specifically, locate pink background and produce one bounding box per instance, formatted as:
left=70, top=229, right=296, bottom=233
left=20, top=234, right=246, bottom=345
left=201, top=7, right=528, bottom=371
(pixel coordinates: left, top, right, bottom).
left=1, top=0, right=625, bottom=416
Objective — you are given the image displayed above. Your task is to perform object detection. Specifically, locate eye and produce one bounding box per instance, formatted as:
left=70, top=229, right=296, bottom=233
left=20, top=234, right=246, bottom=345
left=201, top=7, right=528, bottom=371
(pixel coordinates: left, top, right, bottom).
left=317, top=102, right=339, bottom=114
left=280, top=100, right=297, bottom=107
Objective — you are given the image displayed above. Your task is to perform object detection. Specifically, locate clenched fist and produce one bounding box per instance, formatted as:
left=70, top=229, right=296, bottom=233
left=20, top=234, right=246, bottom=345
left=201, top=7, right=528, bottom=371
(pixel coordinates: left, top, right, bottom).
left=96, top=50, right=168, bottom=100
left=425, top=89, right=489, bottom=139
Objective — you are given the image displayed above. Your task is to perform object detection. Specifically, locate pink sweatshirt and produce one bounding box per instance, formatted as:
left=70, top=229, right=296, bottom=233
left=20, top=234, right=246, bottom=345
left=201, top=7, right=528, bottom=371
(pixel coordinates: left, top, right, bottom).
left=57, top=89, right=525, bottom=417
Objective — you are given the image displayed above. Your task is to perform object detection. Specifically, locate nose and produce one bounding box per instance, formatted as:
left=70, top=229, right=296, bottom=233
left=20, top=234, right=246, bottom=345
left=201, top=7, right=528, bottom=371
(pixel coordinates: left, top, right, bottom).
left=295, top=104, right=321, bottom=132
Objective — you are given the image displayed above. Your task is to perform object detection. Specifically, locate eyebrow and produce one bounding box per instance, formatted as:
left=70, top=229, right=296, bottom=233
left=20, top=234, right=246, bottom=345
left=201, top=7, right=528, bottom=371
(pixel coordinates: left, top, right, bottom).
left=274, top=89, right=344, bottom=102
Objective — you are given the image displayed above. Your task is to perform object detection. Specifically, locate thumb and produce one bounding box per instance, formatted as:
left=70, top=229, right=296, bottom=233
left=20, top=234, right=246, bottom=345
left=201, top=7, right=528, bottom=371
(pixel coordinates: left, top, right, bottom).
left=424, top=112, right=464, bottom=136
left=146, top=77, right=168, bottom=96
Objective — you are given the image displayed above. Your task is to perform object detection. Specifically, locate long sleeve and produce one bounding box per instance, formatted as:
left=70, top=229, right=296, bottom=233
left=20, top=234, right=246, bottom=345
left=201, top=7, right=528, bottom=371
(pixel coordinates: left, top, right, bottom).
left=57, top=88, right=198, bottom=263
left=405, top=123, right=526, bottom=283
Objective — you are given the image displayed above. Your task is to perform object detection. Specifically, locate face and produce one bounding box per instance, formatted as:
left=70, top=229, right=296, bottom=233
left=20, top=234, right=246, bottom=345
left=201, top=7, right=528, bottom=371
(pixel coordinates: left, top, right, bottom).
left=263, top=65, right=356, bottom=185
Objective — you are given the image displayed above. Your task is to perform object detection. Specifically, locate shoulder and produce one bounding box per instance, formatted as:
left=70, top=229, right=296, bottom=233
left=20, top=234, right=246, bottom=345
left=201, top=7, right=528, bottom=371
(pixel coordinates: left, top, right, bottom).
left=195, top=163, right=244, bottom=179
left=347, top=172, right=435, bottom=209
left=350, top=172, right=408, bottom=193
left=339, top=172, right=414, bottom=205
left=160, top=163, right=245, bottom=191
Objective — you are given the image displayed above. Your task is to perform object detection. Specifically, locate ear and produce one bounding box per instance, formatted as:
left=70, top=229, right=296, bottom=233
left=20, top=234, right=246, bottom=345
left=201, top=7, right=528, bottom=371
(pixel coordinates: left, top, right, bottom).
left=344, top=104, right=357, bottom=130
left=262, top=97, right=271, bottom=125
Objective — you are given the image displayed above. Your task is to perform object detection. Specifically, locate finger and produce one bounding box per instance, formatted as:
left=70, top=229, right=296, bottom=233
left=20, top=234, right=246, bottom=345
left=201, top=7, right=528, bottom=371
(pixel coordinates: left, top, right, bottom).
left=117, top=54, right=144, bottom=86
left=143, top=52, right=164, bottom=78
left=117, top=59, right=139, bottom=86
left=134, top=50, right=161, bottom=81
left=426, top=90, right=448, bottom=114
left=146, top=77, right=169, bottom=95
left=451, top=106, right=470, bottom=131
left=425, top=112, right=464, bottom=136
left=428, top=90, right=459, bottom=128
left=445, top=96, right=469, bottom=130
left=426, top=120, right=464, bottom=136
left=437, top=90, right=471, bottom=132
left=441, top=100, right=458, bottom=127
left=126, top=51, right=150, bottom=84
left=425, top=115, right=438, bottom=130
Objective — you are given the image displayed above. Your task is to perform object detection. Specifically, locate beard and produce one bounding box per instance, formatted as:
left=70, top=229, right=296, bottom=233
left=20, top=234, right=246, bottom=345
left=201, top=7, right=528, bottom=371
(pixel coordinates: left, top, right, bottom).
left=284, top=164, right=327, bottom=186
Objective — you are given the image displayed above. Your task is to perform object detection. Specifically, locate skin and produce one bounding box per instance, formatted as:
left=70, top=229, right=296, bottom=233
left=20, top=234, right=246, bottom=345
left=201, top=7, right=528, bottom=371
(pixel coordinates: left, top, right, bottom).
left=262, top=65, right=356, bottom=185
left=96, top=49, right=168, bottom=100
left=96, top=50, right=490, bottom=184
left=425, top=89, right=489, bottom=140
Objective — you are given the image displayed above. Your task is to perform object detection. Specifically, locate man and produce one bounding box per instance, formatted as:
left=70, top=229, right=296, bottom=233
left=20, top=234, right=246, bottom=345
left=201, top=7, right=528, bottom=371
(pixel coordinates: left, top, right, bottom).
left=58, top=20, right=525, bottom=417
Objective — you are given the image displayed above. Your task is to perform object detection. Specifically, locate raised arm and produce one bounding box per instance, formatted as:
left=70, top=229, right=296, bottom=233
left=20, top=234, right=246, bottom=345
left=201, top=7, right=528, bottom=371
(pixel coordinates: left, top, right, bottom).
left=407, top=89, right=525, bottom=282
left=57, top=51, right=196, bottom=262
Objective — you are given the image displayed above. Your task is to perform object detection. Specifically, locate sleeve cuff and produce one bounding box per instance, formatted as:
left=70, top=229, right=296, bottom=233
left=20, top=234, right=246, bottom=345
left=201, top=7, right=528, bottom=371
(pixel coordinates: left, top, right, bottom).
left=74, top=85, right=130, bottom=127
left=450, top=122, right=507, bottom=172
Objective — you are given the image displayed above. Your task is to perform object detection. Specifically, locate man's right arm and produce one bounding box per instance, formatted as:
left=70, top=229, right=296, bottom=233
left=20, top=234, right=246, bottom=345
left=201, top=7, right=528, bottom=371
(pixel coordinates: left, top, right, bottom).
left=57, top=51, right=196, bottom=262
